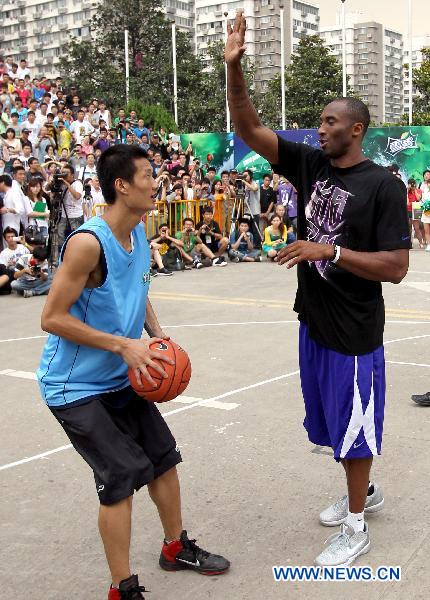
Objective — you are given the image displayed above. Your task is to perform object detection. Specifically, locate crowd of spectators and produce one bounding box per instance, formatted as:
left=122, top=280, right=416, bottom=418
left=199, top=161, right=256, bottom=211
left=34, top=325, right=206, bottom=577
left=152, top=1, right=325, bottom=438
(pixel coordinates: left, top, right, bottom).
left=0, top=56, right=300, bottom=295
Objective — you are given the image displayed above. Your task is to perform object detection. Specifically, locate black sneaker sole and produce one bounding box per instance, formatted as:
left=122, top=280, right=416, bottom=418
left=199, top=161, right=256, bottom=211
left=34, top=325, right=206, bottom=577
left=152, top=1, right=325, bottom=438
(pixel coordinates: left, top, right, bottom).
left=159, top=555, right=230, bottom=576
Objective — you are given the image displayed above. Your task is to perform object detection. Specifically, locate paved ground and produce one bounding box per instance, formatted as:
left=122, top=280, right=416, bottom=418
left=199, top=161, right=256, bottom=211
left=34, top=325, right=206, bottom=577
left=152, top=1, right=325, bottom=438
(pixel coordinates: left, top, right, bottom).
left=1, top=249, right=430, bottom=600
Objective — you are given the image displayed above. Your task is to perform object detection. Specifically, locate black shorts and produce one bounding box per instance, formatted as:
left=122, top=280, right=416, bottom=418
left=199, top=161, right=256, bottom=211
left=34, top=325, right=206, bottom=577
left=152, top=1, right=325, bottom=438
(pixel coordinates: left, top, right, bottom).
left=50, top=387, right=182, bottom=505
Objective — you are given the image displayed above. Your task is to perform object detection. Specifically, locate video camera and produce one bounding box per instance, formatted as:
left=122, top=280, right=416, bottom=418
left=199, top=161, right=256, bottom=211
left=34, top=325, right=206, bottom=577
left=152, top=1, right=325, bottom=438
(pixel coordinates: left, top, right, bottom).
left=234, top=174, right=246, bottom=198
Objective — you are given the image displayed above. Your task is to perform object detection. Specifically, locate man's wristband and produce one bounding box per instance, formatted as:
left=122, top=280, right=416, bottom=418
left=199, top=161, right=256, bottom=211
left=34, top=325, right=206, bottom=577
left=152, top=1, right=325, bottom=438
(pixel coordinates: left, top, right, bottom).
left=331, top=244, right=341, bottom=264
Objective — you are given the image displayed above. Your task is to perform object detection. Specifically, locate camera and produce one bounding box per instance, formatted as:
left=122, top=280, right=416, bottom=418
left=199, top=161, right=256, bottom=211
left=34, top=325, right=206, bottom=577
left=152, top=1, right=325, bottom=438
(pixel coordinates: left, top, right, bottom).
left=234, top=177, right=245, bottom=198
left=83, top=183, right=92, bottom=195
left=52, top=169, right=68, bottom=193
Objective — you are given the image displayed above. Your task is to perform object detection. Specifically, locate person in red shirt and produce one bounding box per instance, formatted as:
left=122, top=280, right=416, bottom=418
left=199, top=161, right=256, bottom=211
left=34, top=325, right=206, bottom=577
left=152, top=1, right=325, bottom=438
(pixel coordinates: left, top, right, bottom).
left=14, top=79, right=31, bottom=107
left=407, top=178, right=424, bottom=248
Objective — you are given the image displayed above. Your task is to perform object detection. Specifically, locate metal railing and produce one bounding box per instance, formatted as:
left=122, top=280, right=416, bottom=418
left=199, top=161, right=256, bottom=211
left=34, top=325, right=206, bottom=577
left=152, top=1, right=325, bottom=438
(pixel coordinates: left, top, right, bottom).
left=92, top=197, right=241, bottom=237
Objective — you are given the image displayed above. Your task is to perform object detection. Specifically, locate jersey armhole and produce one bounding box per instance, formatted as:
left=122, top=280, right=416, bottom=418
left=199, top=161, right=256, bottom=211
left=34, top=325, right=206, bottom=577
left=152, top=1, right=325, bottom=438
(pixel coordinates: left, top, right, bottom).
left=60, top=229, right=108, bottom=287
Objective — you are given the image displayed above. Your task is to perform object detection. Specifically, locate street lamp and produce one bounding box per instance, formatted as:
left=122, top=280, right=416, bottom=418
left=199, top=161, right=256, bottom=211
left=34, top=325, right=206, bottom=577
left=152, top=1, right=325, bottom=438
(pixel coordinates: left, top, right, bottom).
left=280, top=4, right=286, bottom=130
left=341, top=0, right=347, bottom=97
left=408, top=0, right=413, bottom=125
left=124, top=29, right=130, bottom=106
left=224, top=11, right=231, bottom=132
left=171, top=20, right=178, bottom=126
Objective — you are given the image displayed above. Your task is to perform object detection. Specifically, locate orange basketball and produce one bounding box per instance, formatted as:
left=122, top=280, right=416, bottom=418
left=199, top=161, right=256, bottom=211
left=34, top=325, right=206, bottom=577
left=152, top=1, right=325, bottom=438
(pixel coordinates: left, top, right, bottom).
left=128, top=339, right=191, bottom=403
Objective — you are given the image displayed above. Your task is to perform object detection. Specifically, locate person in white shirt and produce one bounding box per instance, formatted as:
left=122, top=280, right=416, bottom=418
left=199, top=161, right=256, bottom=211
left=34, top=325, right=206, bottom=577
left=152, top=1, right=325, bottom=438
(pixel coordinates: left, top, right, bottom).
left=95, top=101, right=111, bottom=128
left=17, top=59, right=31, bottom=80
left=21, top=111, right=41, bottom=145
left=18, top=143, right=33, bottom=170
left=83, top=175, right=104, bottom=221
left=0, top=173, right=24, bottom=233
left=56, top=164, right=84, bottom=250
left=0, top=226, right=28, bottom=295
left=35, top=104, right=49, bottom=127
left=70, top=109, right=95, bottom=144
left=78, top=153, right=98, bottom=181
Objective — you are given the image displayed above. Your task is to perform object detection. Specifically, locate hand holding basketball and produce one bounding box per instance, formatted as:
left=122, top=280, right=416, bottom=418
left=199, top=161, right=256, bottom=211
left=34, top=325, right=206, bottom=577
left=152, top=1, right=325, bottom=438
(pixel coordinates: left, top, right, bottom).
left=129, top=339, right=192, bottom=403
left=120, top=337, right=174, bottom=388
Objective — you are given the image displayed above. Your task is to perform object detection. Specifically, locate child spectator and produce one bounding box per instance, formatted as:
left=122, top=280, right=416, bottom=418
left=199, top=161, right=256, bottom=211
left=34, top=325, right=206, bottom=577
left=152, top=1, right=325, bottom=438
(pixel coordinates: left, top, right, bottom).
left=228, top=217, right=261, bottom=263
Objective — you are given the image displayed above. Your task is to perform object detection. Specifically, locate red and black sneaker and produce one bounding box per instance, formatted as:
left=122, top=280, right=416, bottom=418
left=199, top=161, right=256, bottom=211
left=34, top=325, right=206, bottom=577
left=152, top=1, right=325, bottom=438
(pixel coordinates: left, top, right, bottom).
left=159, top=530, right=230, bottom=576
left=108, top=574, right=147, bottom=600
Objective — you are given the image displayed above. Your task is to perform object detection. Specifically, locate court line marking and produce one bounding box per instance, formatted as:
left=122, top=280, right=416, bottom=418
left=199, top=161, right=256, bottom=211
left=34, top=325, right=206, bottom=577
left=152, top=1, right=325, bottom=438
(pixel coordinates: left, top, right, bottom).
left=2, top=331, right=430, bottom=472
left=0, top=370, right=242, bottom=412
left=0, top=370, right=299, bottom=472
left=387, top=360, right=430, bottom=368
left=385, top=334, right=430, bottom=345
left=1, top=319, right=430, bottom=345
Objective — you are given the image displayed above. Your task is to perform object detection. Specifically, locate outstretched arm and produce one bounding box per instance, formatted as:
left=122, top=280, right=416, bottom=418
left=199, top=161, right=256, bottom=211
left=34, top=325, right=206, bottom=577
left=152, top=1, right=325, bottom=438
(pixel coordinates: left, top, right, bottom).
left=225, top=10, right=278, bottom=163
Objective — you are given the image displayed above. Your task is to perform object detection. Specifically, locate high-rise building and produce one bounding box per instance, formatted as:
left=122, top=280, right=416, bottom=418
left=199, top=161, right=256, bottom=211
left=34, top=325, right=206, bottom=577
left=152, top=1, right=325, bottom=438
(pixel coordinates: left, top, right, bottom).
left=320, top=21, right=404, bottom=124
left=0, top=0, right=95, bottom=78
left=0, top=0, right=195, bottom=79
left=195, top=0, right=320, bottom=92
left=404, top=35, right=430, bottom=117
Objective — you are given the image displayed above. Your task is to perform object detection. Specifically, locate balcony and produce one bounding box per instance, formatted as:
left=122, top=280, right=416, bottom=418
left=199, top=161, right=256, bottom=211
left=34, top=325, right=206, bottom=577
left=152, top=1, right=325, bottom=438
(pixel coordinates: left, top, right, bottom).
left=58, top=7, right=69, bottom=14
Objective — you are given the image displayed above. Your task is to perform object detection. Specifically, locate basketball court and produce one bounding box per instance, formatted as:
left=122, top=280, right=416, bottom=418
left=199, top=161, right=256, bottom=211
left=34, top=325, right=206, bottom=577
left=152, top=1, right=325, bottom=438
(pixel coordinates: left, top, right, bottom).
left=1, top=250, right=430, bottom=599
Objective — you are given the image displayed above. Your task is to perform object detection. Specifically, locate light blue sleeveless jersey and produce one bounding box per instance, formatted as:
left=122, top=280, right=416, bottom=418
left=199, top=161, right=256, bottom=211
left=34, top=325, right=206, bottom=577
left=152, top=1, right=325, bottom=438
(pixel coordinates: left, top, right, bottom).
left=37, top=217, right=151, bottom=407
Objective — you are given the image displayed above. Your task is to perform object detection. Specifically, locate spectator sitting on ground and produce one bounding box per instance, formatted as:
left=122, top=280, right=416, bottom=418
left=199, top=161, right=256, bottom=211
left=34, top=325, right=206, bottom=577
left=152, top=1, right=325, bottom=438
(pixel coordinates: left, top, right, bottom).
left=228, top=217, right=261, bottom=263
left=11, top=244, right=52, bottom=298
left=262, top=214, right=292, bottom=261
left=273, top=204, right=296, bottom=244
left=196, top=205, right=229, bottom=261
left=0, top=226, right=28, bottom=295
left=150, top=223, right=182, bottom=273
left=175, top=217, right=227, bottom=269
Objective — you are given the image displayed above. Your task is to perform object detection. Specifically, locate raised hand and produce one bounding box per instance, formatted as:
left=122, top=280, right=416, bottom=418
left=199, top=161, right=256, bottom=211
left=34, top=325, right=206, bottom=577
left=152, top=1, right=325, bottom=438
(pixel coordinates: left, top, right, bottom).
left=224, top=10, right=247, bottom=65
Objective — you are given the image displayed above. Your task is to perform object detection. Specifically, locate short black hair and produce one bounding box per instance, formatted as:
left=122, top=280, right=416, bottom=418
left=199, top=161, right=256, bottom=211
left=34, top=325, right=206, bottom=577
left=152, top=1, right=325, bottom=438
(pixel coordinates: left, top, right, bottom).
left=158, top=222, right=169, bottom=230
left=183, top=217, right=194, bottom=225
left=33, top=245, right=48, bottom=261
left=3, top=226, right=18, bottom=237
left=202, top=205, right=213, bottom=214
left=207, top=166, right=216, bottom=173
left=332, top=97, right=371, bottom=137
left=12, top=165, right=25, bottom=174
left=262, top=173, right=272, bottom=180
left=97, top=145, right=149, bottom=204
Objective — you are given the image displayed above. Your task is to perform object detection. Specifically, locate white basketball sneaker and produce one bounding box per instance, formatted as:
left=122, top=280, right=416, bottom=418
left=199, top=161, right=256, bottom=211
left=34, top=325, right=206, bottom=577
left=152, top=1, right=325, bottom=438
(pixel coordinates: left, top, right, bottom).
left=319, top=483, right=384, bottom=527
left=315, top=522, right=370, bottom=567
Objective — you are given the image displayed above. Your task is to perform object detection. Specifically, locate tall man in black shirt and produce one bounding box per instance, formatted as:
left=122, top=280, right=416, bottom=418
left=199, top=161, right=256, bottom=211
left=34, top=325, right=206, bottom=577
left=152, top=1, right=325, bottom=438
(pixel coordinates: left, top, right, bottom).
left=226, top=12, right=410, bottom=567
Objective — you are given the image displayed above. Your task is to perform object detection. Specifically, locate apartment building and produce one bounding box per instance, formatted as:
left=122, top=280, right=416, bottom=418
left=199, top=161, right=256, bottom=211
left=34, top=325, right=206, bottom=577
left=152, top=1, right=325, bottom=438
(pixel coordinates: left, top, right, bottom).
left=195, top=0, right=320, bottom=92
left=320, top=21, right=404, bottom=124
left=0, top=0, right=196, bottom=78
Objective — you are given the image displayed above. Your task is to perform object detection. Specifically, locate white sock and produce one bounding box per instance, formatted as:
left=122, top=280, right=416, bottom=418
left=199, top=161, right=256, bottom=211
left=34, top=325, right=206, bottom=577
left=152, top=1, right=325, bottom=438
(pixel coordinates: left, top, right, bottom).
left=346, top=510, right=365, bottom=533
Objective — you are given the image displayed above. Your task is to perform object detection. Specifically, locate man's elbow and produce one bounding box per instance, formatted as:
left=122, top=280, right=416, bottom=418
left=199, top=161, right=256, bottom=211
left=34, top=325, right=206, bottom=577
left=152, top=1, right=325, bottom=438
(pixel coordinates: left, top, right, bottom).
left=390, top=264, right=408, bottom=284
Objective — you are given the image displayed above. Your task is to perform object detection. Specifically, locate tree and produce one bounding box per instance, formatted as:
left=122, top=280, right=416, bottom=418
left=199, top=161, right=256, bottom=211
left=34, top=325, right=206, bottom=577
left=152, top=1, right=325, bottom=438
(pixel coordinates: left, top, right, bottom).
left=406, top=48, right=430, bottom=125
left=193, top=41, right=257, bottom=132
left=259, top=35, right=349, bottom=129
left=59, top=0, right=207, bottom=131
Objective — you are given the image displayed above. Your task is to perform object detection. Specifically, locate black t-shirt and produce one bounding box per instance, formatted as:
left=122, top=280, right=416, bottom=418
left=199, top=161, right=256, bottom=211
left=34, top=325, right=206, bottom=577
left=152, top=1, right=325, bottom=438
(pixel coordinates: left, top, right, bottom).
left=271, top=135, right=410, bottom=355
left=260, top=185, right=276, bottom=213
left=196, top=219, right=221, bottom=246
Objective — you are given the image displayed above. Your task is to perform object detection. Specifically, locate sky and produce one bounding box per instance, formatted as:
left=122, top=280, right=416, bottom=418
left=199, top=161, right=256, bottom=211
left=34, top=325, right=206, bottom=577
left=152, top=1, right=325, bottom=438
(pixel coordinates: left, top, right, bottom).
left=319, top=0, right=428, bottom=38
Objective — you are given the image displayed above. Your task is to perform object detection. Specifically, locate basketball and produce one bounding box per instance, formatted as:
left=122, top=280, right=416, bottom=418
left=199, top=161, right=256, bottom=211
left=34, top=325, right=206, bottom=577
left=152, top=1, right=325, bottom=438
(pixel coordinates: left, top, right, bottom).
left=128, top=340, right=192, bottom=403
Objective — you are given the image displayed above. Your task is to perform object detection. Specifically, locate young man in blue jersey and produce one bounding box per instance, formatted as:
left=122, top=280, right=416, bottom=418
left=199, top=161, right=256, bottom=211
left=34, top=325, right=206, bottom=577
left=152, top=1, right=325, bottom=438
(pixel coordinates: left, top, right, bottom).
left=37, top=145, right=230, bottom=599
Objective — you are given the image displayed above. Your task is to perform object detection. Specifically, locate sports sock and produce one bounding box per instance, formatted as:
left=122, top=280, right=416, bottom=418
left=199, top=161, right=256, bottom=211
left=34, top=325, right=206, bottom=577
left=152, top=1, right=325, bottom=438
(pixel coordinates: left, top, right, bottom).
left=346, top=510, right=365, bottom=533
left=367, top=482, right=374, bottom=496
